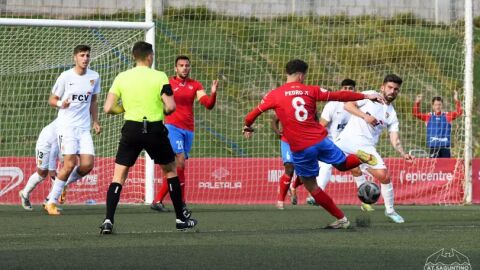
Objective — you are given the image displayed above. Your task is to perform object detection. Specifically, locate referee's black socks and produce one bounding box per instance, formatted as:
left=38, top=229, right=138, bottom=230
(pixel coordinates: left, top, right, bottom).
left=167, top=176, right=186, bottom=221
left=106, top=182, right=123, bottom=224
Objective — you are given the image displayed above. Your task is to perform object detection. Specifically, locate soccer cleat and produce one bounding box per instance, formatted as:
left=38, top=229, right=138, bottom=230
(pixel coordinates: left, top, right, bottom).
left=290, top=188, right=298, bottom=205
left=360, top=203, right=375, bottom=212
left=19, top=190, right=33, bottom=211
left=306, top=196, right=318, bottom=206
left=58, top=187, right=67, bottom=205
left=275, top=201, right=285, bottom=210
left=176, top=218, right=198, bottom=231
left=325, top=217, right=350, bottom=229
left=385, top=211, right=405, bottom=223
left=182, top=204, right=192, bottom=219
left=356, top=150, right=378, bottom=166
left=44, top=202, right=61, bottom=216
left=150, top=202, right=170, bottom=212
left=99, top=219, right=113, bottom=234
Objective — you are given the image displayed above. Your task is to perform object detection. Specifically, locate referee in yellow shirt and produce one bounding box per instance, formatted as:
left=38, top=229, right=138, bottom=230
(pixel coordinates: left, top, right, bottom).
left=100, top=41, right=197, bottom=234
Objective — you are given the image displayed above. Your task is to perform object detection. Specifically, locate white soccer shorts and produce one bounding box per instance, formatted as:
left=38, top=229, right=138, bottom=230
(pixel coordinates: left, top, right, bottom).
left=58, top=127, right=95, bottom=156
left=36, top=140, right=59, bottom=171
left=334, top=137, right=386, bottom=170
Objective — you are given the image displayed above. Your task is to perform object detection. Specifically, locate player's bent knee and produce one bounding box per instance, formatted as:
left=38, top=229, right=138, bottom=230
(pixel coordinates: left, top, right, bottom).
left=284, top=163, right=294, bottom=176
left=300, top=177, right=317, bottom=192
left=350, top=167, right=362, bottom=176
left=78, top=165, right=93, bottom=176
left=378, top=175, right=390, bottom=184
left=37, top=169, right=49, bottom=178
left=160, top=162, right=177, bottom=175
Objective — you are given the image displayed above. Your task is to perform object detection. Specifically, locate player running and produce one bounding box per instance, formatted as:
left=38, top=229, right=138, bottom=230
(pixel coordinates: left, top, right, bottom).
left=150, top=55, right=218, bottom=213
left=19, top=120, right=59, bottom=210
left=243, top=59, right=385, bottom=229
left=335, top=74, right=413, bottom=223
left=44, top=45, right=102, bottom=215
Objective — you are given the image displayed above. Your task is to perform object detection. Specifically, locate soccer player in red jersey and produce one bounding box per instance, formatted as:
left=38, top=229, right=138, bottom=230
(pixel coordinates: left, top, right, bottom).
left=243, top=59, right=384, bottom=228
left=151, top=55, right=218, bottom=213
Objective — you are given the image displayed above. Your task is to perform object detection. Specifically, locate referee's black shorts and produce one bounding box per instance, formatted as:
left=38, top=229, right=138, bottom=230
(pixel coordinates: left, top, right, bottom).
left=115, top=120, right=175, bottom=167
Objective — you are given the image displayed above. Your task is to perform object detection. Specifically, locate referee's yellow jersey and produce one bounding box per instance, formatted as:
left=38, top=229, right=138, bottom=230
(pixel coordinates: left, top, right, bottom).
left=109, top=66, right=169, bottom=122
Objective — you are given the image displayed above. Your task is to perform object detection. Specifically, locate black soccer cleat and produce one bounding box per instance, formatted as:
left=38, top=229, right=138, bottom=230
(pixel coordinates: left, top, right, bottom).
left=150, top=202, right=171, bottom=212
left=176, top=218, right=197, bottom=231
left=182, top=204, right=192, bottom=219
left=99, top=219, right=113, bottom=235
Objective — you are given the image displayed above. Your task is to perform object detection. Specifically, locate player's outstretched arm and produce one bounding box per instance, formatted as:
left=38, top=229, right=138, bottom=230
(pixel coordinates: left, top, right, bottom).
left=344, top=101, right=379, bottom=126
left=197, top=80, right=218, bottom=110
left=243, top=107, right=264, bottom=139
left=103, top=93, right=125, bottom=115
left=389, top=131, right=413, bottom=162
left=412, top=94, right=429, bottom=121
left=90, top=94, right=102, bottom=135
left=318, top=89, right=385, bottom=103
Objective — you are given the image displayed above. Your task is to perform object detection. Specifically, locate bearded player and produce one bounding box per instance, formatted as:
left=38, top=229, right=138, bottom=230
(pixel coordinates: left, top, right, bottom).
left=335, top=74, right=414, bottom=223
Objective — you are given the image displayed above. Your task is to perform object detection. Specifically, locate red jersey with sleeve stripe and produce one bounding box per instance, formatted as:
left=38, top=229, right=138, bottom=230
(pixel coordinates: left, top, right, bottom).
left=412, top=100, right=463, bottom=123
left=245, top=82, right=366, bottom=152
left=165, top=76, right=204, bottom=131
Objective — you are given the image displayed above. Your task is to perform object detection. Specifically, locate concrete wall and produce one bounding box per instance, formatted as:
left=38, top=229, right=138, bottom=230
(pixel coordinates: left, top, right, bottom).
left=1, top=0, right=479, bottom=23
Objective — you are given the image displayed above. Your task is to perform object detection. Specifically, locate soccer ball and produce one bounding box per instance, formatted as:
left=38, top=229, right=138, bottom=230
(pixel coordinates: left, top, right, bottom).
left=357, top=182, right=380, bottom=204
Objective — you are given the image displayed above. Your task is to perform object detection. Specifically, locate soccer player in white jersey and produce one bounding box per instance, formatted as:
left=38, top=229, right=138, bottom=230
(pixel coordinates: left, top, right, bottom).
left=305, top=79, right=368, bottom=205
left=44, top=45, right=102, bottom=215
left=335, top=74, right=413, bottom=223
left=19, top=120, right=59, bottom=210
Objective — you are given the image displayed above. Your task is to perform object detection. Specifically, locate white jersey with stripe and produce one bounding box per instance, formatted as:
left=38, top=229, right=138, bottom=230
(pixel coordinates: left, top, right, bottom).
left=336, top=90, right=399, bottom=146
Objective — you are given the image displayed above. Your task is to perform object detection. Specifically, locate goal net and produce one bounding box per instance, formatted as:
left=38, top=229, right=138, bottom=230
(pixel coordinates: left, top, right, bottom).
left=0, top=0, right=468, bottom=206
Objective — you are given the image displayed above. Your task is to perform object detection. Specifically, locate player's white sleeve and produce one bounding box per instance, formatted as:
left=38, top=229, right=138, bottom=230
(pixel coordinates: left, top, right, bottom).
left=51, top=73, right=66, bottom=98
left=388, top=111, right=400, bottom=133
left=320, top=102, right=335, bottom=122
left=93, top=76, right=101, bottom=95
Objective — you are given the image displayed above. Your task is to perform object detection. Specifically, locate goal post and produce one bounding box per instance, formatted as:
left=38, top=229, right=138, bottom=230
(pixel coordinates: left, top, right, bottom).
left=463, top=0, right=474, bottom=204
left=0, top=1, right=156, bottom=205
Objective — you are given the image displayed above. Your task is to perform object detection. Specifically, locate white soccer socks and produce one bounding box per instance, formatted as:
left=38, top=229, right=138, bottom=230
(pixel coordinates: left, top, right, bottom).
left=47, top=178, right=66, bottom=204
left=354, top=174, right=367, bottom=188
left=22, top=172, right=45, bottom=198
left=381, top=183, right=395, bottom=214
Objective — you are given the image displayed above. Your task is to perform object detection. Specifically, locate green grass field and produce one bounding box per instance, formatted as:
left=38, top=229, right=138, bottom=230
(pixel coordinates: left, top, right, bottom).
left=0, top=204, right=479, bottom=270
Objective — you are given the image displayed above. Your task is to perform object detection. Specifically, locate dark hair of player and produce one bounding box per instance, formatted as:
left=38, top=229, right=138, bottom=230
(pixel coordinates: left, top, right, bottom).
left=431, top=96, right=443, bottom=104
left=341, top=78, right=356, bottom=87
left=175, top=55, right=190, bottom=65
left=73, top=45, right=91, bottom=55
left=132, top=41, right=153, bottom=61
left=383, top=74, right=403, bottom=85
left=285, top=59, right=309, bottom=75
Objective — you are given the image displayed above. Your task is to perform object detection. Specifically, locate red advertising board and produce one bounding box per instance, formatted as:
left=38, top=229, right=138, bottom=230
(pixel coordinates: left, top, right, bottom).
left=0, top=157, right=474, bottom=205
